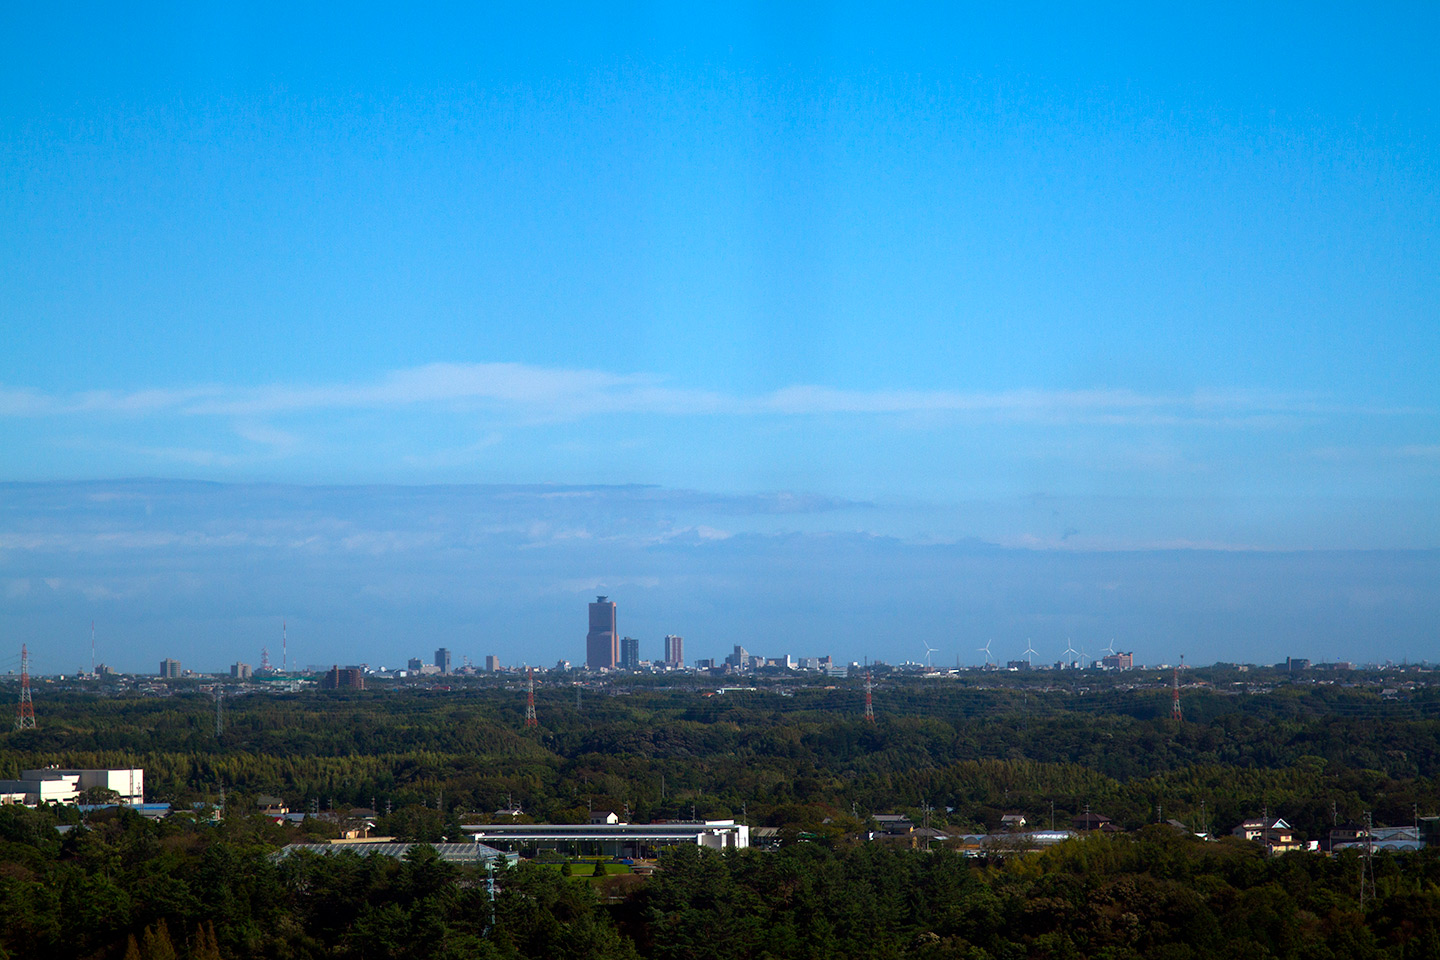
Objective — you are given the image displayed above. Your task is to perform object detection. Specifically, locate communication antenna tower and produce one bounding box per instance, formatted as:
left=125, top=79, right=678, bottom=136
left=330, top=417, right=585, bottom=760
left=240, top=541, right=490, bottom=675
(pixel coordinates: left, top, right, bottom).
left=15, top=645, right=36, bottom=730
left=1171, top=656, right=1183, bottom=722
left=282, top=621, right=288, bottom=673
left=214, top=688, right=224, bottom=738
left=863, top=669, right=875, bottom=722
left=260, top=646, right=271, bottom=672
left=524, top=667, right=538, bottom=727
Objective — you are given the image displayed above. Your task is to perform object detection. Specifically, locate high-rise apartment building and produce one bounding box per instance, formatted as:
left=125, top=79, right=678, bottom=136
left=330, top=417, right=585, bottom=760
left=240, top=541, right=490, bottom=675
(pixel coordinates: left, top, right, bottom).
left=322, top=665, right=365, bottom=690
left=231, top=662, right=252, bottom=680
left=663, top=635, right=684, bottom=668
left=586, top=596, right=617, bottom=670
left=435, top=648, right=452, bottom=674
left=484, top=655, right=499, bottom=672
left=620, top=636, right=640, bottom=670
left=160, top=658, right=181, bottom=678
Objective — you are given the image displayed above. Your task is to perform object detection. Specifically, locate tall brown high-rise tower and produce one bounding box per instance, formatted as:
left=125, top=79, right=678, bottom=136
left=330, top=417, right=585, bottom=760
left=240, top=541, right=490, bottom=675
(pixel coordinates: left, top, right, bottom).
left=586, top=596, right=617, bottom=670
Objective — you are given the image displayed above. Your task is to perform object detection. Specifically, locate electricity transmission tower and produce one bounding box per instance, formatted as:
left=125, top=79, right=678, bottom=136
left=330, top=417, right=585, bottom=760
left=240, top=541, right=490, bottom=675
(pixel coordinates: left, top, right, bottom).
left=15, top=645, right=35, bottom=730
left=524, top=667, right=538, bottom=727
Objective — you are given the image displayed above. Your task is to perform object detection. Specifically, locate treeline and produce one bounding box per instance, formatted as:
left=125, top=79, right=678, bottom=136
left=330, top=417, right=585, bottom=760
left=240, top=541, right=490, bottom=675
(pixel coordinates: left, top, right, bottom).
left=2, top=684, right=1438, bottom=841
left=1, top=803, right=1438, bottom=959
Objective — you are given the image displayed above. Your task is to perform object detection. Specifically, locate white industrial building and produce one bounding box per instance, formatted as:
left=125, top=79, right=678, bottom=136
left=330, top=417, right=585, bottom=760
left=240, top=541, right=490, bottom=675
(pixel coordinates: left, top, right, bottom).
left=462, top=819, right=749, bottom=858
left=0, top=768, right=144, bottom=806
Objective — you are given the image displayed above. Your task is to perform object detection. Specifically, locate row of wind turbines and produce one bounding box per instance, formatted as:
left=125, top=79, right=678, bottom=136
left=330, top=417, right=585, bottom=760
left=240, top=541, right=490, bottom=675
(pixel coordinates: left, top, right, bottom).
left=917, top=638, right=1123, bottom=670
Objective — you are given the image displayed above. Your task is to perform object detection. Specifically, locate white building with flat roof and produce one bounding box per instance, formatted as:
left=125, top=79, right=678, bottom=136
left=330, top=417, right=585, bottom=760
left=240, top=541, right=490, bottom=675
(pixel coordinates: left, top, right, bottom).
left=0, top=768, right=144, bottom=806
left=463, top=819, right=749, bottom=857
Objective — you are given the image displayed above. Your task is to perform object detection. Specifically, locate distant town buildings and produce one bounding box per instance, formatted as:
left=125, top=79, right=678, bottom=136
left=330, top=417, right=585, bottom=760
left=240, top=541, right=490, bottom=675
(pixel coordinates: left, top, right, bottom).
left=231, top=662, right=252, bottom=680
left=725, top=645, right=752, bottom=670
left=664, top=635, right=684, bottom=668
left=435, top=648, right=451, bottom=675
left=586, top=596, right=618, bottom=670
left=620, top=636, right=640, bottom=671
left=1100, top=651, right=1135, bottom=670
left=159, top=658, right=181, bottom=678
left=321, top=666, right=365, bottom=690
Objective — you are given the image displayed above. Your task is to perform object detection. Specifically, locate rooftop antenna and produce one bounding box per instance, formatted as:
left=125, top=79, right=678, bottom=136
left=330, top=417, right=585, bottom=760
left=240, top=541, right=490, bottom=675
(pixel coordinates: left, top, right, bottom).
left=977, top=639, right=994, bottom=667
left=524, top=666, right=538, bottom=727
left=15, top=645, right=35, bottom=730
left=1022, top=638, right=1038, bottom=666
left=921, top=640, right=937, bottom=670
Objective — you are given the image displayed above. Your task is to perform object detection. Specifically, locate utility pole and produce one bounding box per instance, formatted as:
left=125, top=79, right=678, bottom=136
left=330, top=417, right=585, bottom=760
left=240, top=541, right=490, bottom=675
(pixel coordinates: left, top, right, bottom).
left=1360, top=811, right=1376, bottom=907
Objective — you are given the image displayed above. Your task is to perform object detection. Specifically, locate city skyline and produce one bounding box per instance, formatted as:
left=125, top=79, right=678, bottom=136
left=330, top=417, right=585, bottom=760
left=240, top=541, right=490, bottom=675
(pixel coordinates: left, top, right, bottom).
left=1, top=479, right=1435, bottom=673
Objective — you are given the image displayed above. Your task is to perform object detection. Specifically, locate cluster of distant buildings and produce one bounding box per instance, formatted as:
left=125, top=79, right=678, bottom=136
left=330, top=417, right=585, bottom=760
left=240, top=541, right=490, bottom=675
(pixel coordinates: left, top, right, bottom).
left=577, top=596, right=848, bottom=677
left=122, top=596, right=1407, bottom=684
left=862, top=809, right=1431, bottom=858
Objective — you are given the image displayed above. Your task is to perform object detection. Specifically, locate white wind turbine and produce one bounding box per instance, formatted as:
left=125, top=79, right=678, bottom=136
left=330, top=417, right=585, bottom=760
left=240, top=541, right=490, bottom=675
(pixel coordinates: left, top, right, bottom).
left=977, top=639, right=994, bottom=668
left=1023, top=638, right=1039, bottom=666
left=1062, top=637, right=1080, bottom=667
left=921, top=640, right=938, bottom=670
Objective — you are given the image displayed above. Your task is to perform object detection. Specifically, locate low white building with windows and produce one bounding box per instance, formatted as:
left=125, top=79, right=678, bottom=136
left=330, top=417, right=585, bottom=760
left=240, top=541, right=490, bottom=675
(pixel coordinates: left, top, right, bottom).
left=0, top=767, right=144, bottom=806
left=463, top=819, right=749, bottom=858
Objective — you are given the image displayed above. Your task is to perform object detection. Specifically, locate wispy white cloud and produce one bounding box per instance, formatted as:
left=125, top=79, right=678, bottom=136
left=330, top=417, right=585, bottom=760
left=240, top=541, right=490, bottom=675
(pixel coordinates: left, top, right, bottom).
left=0, top=362, right=1352, bottom=427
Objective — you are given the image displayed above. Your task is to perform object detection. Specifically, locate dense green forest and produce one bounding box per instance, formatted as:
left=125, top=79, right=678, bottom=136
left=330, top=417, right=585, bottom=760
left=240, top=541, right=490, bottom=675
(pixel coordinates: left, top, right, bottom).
left=2, top=676, right=1440, bottom=958
left=4, top=677, right=1438, bottom=837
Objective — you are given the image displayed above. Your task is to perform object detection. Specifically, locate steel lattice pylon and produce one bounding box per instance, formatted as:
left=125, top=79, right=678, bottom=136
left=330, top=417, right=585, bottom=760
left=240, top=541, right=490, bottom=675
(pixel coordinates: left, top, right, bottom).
left=524, top=666, right=538, bottom=727
left=16, top=644, right=36, bottom=730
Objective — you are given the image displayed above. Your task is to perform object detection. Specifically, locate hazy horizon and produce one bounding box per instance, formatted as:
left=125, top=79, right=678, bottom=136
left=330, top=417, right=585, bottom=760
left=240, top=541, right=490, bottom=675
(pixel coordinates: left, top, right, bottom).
left=2, top=6, right=1436, bottom=671
left=2, top=479, right=1435, bottom=675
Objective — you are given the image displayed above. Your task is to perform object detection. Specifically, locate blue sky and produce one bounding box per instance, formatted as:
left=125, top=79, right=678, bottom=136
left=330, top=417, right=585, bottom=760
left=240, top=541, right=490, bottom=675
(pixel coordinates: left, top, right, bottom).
left=1, top=4, right=1437, bottom=670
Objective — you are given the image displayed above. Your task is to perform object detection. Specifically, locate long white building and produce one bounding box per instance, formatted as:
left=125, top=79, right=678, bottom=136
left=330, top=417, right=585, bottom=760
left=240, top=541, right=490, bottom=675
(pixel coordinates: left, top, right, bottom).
left=0, top=767, right=144, bottom=806
left=462, top=819, right=749, bottom=857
